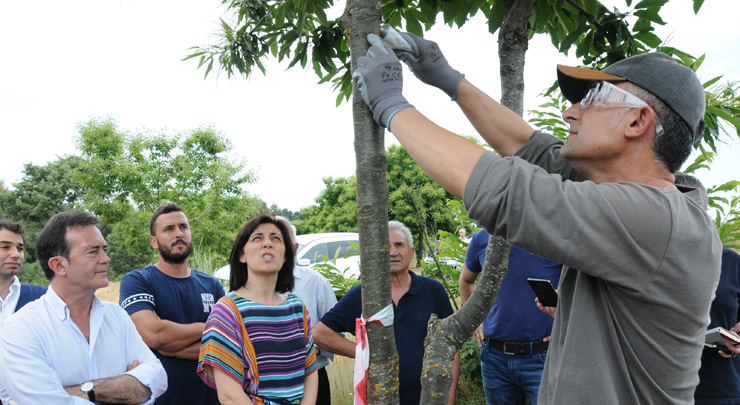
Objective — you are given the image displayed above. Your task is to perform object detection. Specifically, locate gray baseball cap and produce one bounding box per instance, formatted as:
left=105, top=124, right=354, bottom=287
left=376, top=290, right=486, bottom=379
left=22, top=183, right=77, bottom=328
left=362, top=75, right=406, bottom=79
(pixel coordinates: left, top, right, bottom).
left=557, top=52, right=706, bottom=140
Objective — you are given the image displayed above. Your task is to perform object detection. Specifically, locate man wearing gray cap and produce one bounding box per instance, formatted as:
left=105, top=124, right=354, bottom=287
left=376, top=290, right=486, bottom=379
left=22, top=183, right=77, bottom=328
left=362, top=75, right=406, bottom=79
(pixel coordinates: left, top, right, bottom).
left=352, top=31, right=721, bottom=404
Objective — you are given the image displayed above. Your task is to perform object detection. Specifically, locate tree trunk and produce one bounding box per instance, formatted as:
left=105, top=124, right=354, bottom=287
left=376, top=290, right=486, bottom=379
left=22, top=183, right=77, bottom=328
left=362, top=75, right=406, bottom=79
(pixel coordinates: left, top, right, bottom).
left=498, top=0, right=535, bottom=116
left=420, top=235, right=510, bottom=404
left=343, top=1, right=400, bottom=404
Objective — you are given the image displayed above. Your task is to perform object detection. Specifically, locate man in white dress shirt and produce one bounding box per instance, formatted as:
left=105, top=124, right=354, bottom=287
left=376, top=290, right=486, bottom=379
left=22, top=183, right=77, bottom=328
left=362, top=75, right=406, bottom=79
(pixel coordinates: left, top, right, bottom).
left=0, top=210, right=167, bottom=404
left=0, top=219, right=46, bottom=326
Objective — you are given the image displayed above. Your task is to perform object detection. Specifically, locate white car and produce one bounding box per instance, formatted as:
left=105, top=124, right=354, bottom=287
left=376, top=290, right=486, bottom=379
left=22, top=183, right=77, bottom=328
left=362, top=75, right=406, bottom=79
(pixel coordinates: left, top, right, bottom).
left=295, top=232, right=361, bottom=279
left=214, top=232, right=361, bottom=282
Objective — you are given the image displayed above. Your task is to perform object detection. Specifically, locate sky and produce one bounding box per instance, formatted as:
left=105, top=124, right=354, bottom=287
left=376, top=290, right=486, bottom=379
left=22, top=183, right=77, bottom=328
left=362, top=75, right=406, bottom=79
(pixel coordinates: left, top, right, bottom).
left=1, top=1, right=739, bottom=213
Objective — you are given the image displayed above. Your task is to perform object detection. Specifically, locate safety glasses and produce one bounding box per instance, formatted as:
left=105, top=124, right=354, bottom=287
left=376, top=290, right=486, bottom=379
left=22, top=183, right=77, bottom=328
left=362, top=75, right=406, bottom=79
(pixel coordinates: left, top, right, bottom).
left=580, top=81, right=663, bottom=135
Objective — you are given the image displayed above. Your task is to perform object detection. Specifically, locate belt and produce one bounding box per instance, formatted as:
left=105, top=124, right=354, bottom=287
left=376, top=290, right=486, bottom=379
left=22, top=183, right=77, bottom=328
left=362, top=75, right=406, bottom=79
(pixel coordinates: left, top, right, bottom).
left=487, top=337, right=549, bottom=355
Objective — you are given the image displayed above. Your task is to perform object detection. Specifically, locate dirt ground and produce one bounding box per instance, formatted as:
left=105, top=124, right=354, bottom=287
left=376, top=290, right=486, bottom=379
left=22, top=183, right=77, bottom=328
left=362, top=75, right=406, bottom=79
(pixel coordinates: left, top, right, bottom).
left=96, top=280, right=120, bottom=304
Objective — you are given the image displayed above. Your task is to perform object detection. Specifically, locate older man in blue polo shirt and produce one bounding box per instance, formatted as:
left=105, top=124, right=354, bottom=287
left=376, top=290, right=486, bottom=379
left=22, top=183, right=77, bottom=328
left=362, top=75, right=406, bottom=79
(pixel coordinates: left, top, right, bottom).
left=312, top=220, right=459, bottom=404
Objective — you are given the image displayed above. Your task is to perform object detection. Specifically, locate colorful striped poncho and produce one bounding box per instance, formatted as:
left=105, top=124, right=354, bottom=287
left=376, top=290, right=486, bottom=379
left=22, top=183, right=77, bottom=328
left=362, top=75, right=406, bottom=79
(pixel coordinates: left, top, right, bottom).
left=198, top=292, right=317, bottom=404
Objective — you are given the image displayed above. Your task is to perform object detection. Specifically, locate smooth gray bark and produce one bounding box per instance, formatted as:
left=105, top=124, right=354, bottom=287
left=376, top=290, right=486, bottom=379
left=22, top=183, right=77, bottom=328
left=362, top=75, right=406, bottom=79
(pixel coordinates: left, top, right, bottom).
left=498, top=0, right=535, bottom=116
left=343, top=1, right=400, bottom=403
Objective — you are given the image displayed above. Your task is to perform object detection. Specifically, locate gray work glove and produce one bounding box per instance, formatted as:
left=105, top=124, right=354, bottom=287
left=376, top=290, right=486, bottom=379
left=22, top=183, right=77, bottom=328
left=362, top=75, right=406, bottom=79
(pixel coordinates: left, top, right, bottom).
left=352, top=34, right=414, bottom=129
left=387, top=30, right=465, bottom=101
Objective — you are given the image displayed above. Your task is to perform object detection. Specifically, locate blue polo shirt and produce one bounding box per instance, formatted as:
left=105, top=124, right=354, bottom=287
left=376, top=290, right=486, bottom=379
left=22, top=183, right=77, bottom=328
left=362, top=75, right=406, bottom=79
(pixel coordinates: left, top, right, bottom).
left=466, top=229, right=562, bottom=342
left=320, top=271, right=453, bottom=405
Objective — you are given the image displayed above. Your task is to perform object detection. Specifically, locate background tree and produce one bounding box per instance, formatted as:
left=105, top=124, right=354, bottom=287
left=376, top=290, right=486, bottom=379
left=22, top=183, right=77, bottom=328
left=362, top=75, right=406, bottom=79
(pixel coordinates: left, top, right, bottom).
left=75, top=117, right=263, bottom=276
left=387, top=145, right=457, bottom=262
left=294, top=176, right=359, bottom=234
left=266, top=203, right=302, bottom=221
left=0, top=156, right=88, bottom=264
left=294, top=146, right=459, bottom=262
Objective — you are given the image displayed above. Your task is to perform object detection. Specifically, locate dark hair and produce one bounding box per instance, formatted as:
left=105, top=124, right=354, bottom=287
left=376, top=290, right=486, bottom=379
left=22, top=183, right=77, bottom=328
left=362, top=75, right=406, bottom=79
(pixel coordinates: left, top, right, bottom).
left=0, top=219, right=26, bottom=242
left=37, top=211, right=100, bottom=281
left=150, top=203, right=185, bottom=236
left=228, top=215, right=295, bottom=293
left=629, top=84, right=703, bottom=173
left=674, top=172, right=708, bottom=210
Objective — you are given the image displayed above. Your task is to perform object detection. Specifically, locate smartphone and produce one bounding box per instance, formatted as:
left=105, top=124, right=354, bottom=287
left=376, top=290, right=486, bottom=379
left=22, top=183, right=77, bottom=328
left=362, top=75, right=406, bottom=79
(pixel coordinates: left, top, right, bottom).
left=705, top=327, right=740, bottom=353
left=527, top=278, right=558, bottom=307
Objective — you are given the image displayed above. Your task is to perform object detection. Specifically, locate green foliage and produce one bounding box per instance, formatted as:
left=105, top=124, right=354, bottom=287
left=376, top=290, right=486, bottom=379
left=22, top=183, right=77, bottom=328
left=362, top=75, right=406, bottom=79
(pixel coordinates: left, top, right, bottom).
left=387, top=145, right=458, bottom=260
left=190, top=0, right=696, bottom=104
left=189, top=248, right=218, bottom=275
left=185, top=0, right=351, bottom=105
left=312, top=244, right=363, bottom=297
left=267, top=203, right=302, bottom=221
left=458, top=337, right=483, bottom=382
left=293, top=176, right=358, bottom=234
left=528, top=90, right=570, bottom=143
left=295, top=146, right=461, bottom=260
left=0, top=156, right=88, bottom=263
left=105, top=210, right=156, bottom=280
left=420, top=230, right=468, bottom=307
left=711, top=190, right=740, bottom=249
left=75, top=118, right=263, bottom=275
left=17, top=262, right=48, bottom=286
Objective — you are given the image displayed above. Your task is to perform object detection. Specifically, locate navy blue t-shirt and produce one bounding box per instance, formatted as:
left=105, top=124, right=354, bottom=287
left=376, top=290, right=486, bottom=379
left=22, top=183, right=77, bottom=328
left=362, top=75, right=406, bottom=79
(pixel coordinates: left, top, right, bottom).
left=120, top=265, right=225, bottom=405
left=695, top=248, right=740, bottom=404
left=465, top=229, right=562, bottom=342
left=320, top=271, right=453, bottom=405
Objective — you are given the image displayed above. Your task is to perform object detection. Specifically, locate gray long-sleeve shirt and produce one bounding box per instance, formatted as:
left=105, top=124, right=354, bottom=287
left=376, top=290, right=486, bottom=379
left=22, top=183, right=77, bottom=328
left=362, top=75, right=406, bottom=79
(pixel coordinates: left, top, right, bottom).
left=464, top=131, right=722, bottom=404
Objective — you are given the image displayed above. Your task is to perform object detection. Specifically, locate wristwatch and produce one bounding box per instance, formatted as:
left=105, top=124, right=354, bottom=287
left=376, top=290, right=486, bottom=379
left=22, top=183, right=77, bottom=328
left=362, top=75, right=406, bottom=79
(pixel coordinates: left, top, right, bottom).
left=81, top=381, right=96, bottom=402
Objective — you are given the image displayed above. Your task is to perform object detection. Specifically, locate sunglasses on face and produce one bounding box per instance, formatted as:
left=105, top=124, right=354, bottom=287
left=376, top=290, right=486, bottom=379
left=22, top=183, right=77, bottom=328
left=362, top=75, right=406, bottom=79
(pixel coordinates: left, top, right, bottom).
left=580, top=81, right=664, bottom=135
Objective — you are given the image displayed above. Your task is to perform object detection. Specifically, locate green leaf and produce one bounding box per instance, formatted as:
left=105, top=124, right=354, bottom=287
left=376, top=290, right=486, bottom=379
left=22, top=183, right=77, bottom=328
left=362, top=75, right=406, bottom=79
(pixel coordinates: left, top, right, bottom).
left=703, top=75, right=723, bottom=88
left=633, top=31, right=662, bottom=48
left=488, top=0, right=506, bottom=33
left=693, top=0, right=705, bottom=13
left=633, top=9, right=666, bottom=25
left=634, top=0, right=670, bottom=9
left=711, top=181, right=740, bottom=194
left=406, top=12, right=424, bottom=36
left=707, top=105, right=740, bottom=128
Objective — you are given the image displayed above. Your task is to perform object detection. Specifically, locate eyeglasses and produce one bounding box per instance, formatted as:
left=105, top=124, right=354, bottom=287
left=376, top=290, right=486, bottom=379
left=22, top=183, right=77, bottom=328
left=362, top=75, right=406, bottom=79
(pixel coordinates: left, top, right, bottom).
left=580, top=81, right=664, bottom=135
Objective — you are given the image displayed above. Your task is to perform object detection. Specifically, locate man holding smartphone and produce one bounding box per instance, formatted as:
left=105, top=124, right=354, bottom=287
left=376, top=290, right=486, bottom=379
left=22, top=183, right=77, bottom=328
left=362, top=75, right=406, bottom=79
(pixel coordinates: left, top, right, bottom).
left=460, top=229, right=561, bottom=404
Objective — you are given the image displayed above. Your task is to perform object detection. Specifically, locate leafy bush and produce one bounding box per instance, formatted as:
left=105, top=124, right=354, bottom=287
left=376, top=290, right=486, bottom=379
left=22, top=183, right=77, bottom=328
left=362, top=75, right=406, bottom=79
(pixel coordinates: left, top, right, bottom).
left=17, top=262, right=49, bottom=286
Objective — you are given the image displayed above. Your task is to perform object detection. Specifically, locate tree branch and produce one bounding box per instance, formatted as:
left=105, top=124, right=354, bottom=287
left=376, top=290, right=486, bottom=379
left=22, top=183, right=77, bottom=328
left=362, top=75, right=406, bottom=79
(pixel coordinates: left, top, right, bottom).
left=420, top=235, right=510, bottom=404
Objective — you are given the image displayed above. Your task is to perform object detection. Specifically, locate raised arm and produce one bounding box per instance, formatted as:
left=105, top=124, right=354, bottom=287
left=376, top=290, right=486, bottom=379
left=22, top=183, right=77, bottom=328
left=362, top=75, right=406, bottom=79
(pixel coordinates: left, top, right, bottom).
left=455, top=79, right=534, bottom=156
left=353, top=36, right=487, bottom=199
left=389, top=108, right=483, bottom=199
left=386, top=31, right=533, bottom=156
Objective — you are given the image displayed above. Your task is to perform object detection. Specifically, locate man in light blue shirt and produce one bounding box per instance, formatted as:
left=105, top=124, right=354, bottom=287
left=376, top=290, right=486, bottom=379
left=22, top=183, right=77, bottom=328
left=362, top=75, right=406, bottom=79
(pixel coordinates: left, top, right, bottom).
left=0, top=211, right=167, bottom=404
left=0, top=219, right=46, bottom=326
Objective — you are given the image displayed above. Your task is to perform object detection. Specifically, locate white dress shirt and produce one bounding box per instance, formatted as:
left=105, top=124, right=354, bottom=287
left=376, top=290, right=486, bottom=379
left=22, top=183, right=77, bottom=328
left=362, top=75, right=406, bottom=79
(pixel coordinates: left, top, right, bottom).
left=0, top=285, right=167, bottom=404
left=0, top=276, right=21, bottom=327
left=293, top=265, right=338, bottom=369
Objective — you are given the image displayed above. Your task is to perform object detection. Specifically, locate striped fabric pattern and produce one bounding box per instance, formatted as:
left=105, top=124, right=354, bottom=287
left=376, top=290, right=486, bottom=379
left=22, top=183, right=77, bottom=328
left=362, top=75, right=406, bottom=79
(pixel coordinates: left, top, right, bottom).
left=198, top=292, right=317, bottom=404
